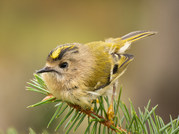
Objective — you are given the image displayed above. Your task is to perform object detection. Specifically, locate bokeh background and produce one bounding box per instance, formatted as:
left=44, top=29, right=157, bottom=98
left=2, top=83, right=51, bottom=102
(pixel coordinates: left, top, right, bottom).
left=0, top=0, right=178, bottom=133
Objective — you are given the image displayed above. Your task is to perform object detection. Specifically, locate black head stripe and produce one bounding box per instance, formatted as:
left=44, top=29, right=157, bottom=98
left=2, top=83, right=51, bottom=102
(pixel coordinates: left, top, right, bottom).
left=55, top=47, right=72, bottom=60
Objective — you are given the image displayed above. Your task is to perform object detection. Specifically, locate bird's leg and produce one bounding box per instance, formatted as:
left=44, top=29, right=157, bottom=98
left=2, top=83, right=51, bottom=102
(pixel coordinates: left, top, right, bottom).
left=107, top=83, right=116, bottom=122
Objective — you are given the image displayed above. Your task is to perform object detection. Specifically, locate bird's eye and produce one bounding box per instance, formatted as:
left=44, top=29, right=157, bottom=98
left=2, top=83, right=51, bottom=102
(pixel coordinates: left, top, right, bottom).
left=59, top=62, right=68, bottom=68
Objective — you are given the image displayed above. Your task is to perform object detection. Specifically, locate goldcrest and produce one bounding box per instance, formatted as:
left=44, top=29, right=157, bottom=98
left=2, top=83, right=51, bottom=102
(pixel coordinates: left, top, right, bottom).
left=37, top=31, right=156, bottom=109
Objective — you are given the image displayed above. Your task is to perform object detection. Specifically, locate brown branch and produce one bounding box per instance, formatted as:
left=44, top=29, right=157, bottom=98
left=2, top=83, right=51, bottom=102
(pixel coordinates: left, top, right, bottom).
left=68, top=103, right=128, bottom=133
left=42, top=95, right=128, bottom=133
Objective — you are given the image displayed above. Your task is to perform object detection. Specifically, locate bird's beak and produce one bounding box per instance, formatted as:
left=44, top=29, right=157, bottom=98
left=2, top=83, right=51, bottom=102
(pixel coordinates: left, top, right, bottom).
left=36, top=67, right=56, bottom=74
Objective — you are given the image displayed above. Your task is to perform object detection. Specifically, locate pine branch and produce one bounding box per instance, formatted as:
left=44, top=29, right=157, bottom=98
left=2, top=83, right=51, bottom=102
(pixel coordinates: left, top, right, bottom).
left=27, top=74, right=179, bottom=134
left=67, top=104, right=121, bottom=133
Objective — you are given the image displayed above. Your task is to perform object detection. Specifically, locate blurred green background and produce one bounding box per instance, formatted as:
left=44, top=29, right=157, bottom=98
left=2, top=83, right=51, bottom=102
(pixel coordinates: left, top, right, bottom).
left=0, top=0, right=178, bottom=133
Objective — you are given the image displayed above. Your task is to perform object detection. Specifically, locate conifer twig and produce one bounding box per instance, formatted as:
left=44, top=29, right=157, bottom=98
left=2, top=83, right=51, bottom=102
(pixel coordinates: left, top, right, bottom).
left=27, top=74, right=179, bottom=134
left=68, top=103, right=127, bottom=133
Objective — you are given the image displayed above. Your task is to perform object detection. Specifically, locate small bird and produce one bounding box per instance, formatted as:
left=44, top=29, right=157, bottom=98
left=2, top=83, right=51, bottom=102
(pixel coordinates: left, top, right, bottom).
left=37, top=31, right=156, bottom=111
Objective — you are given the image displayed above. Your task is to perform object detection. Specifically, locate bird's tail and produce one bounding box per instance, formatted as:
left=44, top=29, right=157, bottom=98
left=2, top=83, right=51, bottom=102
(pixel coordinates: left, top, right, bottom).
left=106, top=31, right=157, bottom=53
left=121, top=31, right=156, bottom=43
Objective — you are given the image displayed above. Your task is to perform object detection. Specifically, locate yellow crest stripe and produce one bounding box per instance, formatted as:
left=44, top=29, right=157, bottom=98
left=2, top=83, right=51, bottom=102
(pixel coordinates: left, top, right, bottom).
left=50, top=45, right=76, bottom=59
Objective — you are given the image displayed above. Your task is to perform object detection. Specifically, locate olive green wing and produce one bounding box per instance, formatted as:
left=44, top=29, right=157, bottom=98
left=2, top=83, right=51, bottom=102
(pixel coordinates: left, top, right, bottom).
left=85, top=31, right=156, bottom=92
left=91, top=53, right=134, bottom=95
